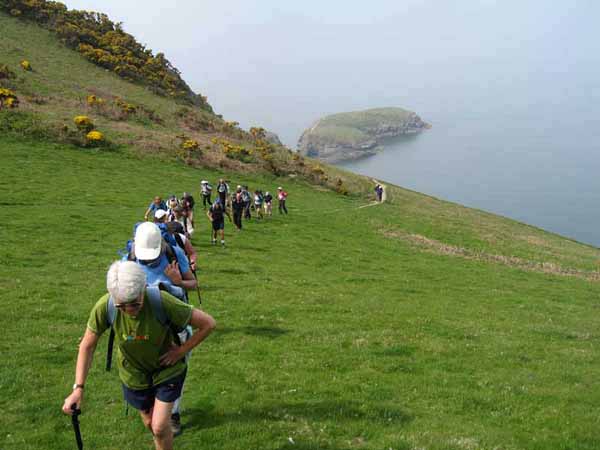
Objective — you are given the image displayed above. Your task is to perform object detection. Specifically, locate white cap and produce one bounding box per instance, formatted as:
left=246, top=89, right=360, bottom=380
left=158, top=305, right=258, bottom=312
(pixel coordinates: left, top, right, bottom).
left=277, top=186, right=283, bottom=190
left=154, top=209, right=167, bottom=220
left=201, top=180, right=208, bottom=184
left=134, top=222, right=162, bottom=260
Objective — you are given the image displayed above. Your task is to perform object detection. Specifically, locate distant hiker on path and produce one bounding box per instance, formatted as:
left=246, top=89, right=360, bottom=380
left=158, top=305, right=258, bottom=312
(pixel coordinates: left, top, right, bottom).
left=145, top=196, right=167, bottom=221
left=375, top=184, right=384, bottom=202
left=200, top=180, right=212, bottom=209
left=207, top=200, right=232, bottom=246
left=277, top=187, right=288, bottom=214
left=180, top=192, right=195, bottom=224
left=61, top=261, right=215, bottom=450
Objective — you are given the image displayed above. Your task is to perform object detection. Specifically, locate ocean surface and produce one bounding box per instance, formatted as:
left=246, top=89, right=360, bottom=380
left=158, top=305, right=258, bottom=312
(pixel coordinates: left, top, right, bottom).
left=337, top=101, right=600, bottom=247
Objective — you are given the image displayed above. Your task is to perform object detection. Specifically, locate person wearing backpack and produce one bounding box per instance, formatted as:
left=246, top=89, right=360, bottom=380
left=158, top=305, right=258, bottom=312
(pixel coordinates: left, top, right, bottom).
left=125, top=222, right=198, bottom=435
left=207, top=200, right=232, bottom=246
left=62, top=261, right=215, bottom=450
left=166, top=222, right=197, bottom=272
left=241, top=186, right=252, bottom=220
left=200, top=180, right=212, bottom=209
left=216, top=179, right=228, bottom=207
left=231, top=190, right=244, bottom=230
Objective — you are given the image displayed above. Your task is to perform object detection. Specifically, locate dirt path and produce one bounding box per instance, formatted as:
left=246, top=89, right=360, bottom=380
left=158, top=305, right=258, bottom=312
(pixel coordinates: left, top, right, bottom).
left=357, top=179, right=387, bottom=209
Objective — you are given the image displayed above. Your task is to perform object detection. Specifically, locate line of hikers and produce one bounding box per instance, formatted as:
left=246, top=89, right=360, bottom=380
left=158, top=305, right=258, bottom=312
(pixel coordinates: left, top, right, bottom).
left=62, top=180, right=290, bottom=450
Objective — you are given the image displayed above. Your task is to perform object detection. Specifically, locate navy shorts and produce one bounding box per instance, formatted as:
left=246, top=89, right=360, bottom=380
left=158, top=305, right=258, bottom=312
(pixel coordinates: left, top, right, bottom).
left=122, top=369, right=187, bottom=411
left=212, top=220, right=224, bottom=231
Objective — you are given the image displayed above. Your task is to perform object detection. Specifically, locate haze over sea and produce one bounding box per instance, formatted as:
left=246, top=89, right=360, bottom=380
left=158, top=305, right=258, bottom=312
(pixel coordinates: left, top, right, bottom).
left=65, top=1, right=600, bottom=245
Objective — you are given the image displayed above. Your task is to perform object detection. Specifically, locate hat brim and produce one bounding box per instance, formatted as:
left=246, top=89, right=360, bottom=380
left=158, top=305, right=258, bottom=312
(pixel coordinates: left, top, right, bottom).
left=135, top=245, right=161, bottom=261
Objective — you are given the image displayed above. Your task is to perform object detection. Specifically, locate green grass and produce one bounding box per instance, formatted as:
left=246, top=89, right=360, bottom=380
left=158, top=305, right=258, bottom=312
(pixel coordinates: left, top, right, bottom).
left=305, top=108, right=418, bottom=147
left=2, top=135, right=600, bottom=450
left=320, top=107, right=414, bottom=130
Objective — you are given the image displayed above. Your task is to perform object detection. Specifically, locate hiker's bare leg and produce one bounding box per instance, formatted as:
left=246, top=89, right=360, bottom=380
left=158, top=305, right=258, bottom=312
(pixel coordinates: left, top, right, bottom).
left=151, top=399, right=175, bottom=450
left=139, top=407, right=154, bottom=431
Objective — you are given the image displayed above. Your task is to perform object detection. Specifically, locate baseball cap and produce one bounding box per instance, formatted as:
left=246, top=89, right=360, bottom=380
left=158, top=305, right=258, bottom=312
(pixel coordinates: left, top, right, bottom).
left=134, top=222, right=162, bottom=260
left=154, top=209, right=168, bottom=220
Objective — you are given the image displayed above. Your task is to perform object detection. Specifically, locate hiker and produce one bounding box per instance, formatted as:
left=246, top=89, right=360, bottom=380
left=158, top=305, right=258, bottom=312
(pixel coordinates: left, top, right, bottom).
left=254, top=190, right=264, bottom=219
left=144, top=196, right=167, bottom=221
left=173, top=206, right=194, bottom=238
left=180, top=192, right=195, bottom=224
left=207, top=200, right=232, bottom=246
left=61, top=261, right=215, bottom=450
left=264, top=191, right=273, bottom=217
left=154, top=209, right=168, bottom=225
left=166, top=221, right=197, bottom=272
left=231, top=190, right=244, bottom=230
left=277, top=187, right=288, bottom=214
left=216, top=179, right=228, bottom=207
left=375, top=184, right=383, bottom=202
left=126, top=221, right=198, bottom=433
left=241, top=186, right=252, bottom=220
left=166, top=197, right=179, bottom=222
left=200, top=180, right=212, bottom=209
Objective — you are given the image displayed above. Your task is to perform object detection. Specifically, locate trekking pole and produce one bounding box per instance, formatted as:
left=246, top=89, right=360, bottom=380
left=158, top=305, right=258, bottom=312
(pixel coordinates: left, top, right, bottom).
left=70, top=404, right=84, bottom=450
left=191, top=266, right=202, bottom=305
left=106, top=328, right=115, bottom=371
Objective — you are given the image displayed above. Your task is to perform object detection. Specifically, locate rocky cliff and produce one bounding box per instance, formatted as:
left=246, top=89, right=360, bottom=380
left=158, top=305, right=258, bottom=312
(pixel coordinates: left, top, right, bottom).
left=297, top=107, right=430, bottom=163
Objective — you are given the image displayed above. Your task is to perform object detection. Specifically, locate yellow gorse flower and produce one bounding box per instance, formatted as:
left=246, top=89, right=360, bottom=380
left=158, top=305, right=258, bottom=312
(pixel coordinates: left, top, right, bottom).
left=20, top=60, right=32, bottom=71
left=86, top=130, right=104, bottom=141
left=182, top=139, right=199, bottom=150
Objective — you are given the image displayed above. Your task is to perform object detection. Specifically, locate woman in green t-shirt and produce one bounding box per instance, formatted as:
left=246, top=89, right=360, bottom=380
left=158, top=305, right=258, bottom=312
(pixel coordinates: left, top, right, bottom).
left=62, top=261, right=216, bottom=450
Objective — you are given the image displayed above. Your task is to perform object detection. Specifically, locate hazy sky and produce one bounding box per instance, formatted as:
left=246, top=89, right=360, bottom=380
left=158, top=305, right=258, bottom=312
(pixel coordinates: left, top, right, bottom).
left=63, top=1, right=599, bottom=146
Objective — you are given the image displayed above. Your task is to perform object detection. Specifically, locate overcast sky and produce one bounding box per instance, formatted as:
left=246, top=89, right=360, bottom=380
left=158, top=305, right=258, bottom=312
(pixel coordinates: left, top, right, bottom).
left=63, top=1, right=599, bottom=146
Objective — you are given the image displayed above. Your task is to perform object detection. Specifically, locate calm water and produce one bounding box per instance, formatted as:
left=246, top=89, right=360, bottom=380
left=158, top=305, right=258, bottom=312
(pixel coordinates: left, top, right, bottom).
left=338, top=103, right=600, bottom=247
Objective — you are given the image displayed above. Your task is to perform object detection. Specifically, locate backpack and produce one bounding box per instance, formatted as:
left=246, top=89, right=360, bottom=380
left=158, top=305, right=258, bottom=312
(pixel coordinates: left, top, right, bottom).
left=105, top=285, right=184, bottom=371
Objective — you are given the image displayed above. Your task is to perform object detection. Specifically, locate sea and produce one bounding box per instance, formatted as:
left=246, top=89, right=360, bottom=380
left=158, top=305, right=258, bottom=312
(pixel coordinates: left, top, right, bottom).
left=337, top=95, right=600, bottom=247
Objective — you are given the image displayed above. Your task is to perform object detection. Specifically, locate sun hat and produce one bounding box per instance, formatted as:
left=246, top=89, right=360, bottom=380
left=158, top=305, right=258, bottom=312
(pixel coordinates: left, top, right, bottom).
left=134, top=222, right=162, bottom=260
left=154, top=209, right=168, bottom=220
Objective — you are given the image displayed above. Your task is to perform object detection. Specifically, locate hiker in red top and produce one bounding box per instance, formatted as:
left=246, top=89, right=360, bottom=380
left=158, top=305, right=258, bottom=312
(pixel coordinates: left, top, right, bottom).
left=277, top=187, right=288, bottom=215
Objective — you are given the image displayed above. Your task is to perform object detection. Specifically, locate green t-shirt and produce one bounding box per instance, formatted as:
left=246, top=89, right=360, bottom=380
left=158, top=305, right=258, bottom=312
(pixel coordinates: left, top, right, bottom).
left=87, top=291, right=193, bottom=390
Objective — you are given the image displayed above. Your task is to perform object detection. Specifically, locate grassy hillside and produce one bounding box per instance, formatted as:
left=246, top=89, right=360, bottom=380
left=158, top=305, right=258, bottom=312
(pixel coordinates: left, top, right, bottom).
left=2, top=135, right=600, bottom=450
left=0, top=10, right=370, bottom=196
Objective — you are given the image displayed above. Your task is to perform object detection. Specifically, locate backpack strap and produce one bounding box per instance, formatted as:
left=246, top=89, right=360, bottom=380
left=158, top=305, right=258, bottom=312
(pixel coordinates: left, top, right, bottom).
left=107, top=295, right=117, bottom=327
left=146, top=285, right=168, bottom=326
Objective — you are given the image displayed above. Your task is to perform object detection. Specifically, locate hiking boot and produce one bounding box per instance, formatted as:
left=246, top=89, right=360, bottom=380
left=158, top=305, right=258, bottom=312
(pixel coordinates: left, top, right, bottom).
left=170, top=413, right=182, bottom=437
left=211, top=239, right=216, bottom=245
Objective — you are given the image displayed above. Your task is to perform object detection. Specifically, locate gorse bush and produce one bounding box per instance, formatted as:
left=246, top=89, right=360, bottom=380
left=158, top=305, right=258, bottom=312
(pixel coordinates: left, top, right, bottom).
left=0, top=87, right=19, bottom=109
left=20, top=59, right=31, bottom=71
left=0, top=0, right=213, bottom=111
left=73, top=115, right=94, bottom=132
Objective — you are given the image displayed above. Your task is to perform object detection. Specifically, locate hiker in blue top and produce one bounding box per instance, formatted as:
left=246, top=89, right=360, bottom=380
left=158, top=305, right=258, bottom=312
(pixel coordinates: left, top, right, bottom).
left=144, top=196, right=168, bottom=221
left=125, top=222, right=196, bottom=301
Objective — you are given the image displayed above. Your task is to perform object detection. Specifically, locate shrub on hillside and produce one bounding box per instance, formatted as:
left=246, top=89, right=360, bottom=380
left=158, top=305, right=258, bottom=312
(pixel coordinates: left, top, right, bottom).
left=20, top=60, right=32, bottom=71
left=0, top=88, right=19, bottom=109
left=73, top=115, right=94, bottom=132
left=85, top=130, right=104, bottom=145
